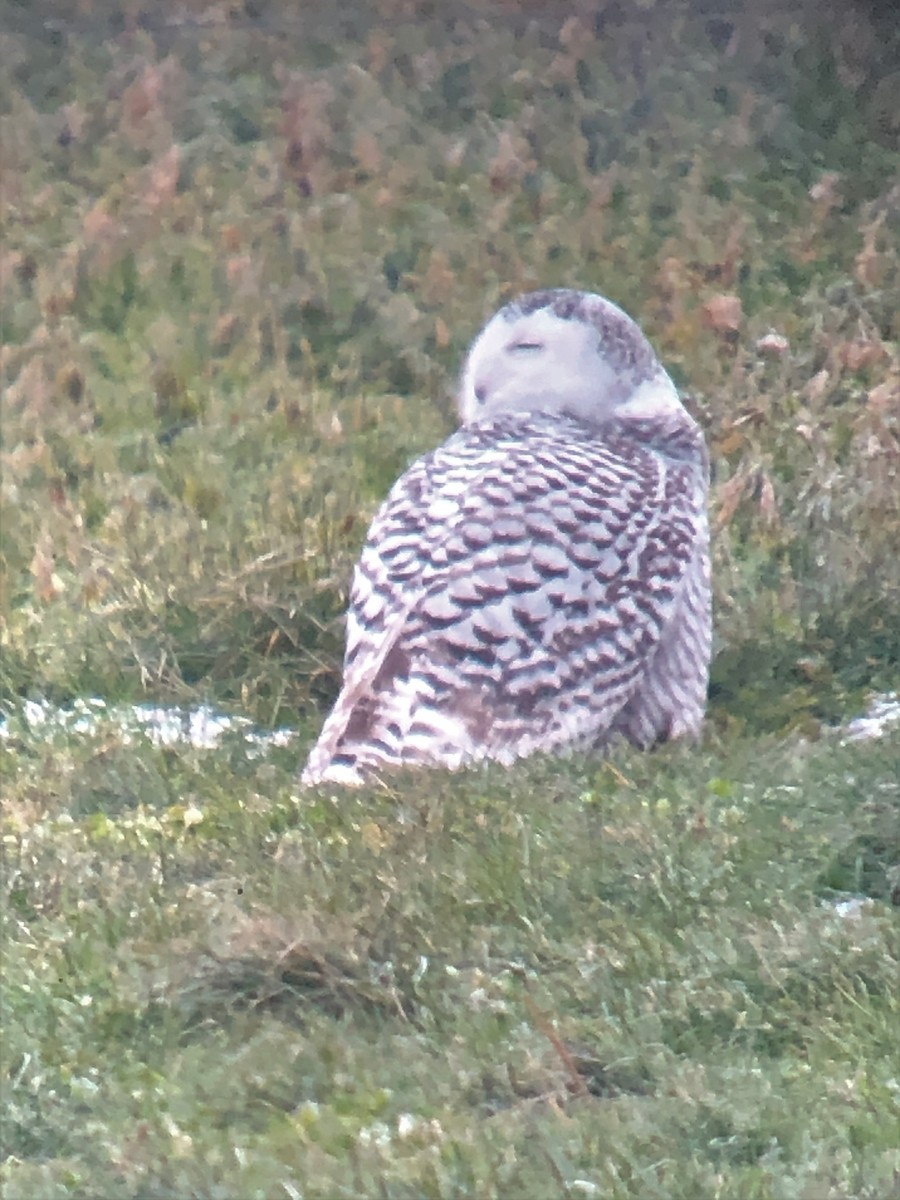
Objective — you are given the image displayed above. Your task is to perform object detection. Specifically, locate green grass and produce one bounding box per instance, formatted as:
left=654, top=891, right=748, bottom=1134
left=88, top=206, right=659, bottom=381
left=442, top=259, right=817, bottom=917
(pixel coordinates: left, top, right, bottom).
left=2, top=0, right=899, bottom=1195
left=2, top=728, right=898, bottom=1197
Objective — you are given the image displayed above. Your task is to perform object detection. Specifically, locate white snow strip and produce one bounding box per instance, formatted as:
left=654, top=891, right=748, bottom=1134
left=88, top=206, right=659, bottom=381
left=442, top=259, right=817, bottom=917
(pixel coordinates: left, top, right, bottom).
left=0, top=698, right=296, bottom=756
left=841, top=692, right=900, bottom=743
left=1, top=691, right=895, bottom=756
left=825, top=897, right=873, bottom=919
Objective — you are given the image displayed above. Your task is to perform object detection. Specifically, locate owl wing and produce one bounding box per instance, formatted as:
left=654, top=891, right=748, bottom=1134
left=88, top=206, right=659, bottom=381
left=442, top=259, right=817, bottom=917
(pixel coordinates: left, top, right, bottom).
left=301, top=412, right=705, bottom=784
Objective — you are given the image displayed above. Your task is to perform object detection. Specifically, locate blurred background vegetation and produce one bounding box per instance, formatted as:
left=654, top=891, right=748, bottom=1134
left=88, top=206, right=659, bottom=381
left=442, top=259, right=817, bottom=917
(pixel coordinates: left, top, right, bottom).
left=1, top=0, right=898, bottom=736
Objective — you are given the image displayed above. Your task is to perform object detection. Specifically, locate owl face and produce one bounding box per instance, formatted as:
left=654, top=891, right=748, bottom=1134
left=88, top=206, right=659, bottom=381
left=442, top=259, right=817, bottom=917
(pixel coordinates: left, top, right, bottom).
left=458, top=289, right=682, bottom=428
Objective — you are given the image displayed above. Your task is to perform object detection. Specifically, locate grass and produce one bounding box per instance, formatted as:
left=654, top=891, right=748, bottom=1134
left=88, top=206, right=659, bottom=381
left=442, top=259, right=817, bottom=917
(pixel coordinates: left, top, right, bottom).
left=2, top=729, right=898, bottom=1197
left=1, top=0, right=899, bottom=1196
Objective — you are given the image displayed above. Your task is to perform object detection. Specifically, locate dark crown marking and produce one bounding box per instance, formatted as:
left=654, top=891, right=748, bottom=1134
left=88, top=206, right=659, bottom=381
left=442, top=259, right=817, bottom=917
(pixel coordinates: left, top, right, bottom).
left=502, top=288, right=659, bottom=382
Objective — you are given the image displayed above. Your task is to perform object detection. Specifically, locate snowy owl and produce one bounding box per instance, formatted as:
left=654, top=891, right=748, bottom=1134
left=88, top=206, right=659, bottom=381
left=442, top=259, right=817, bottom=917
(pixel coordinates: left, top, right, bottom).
left=302, top=288, right=711, bottom=786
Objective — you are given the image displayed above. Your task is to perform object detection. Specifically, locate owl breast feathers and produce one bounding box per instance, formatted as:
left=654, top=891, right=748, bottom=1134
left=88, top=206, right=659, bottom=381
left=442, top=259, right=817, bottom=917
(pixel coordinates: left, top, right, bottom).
left=302, top=289, right=711, bottom=786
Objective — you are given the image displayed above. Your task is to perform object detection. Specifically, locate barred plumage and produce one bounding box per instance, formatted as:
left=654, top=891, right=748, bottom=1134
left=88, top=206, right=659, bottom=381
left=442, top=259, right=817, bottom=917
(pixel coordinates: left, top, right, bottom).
left=302, top=289, right=711, bottom=786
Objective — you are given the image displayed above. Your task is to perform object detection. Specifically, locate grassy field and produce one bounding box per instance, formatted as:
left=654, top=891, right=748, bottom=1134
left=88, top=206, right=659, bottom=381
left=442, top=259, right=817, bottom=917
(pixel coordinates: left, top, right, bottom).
left=2, top=1, right=899, bottom=1196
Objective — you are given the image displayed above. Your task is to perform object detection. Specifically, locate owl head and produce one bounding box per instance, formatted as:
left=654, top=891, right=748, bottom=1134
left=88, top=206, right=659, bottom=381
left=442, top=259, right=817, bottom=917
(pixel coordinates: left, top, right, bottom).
left=459, top=288, right=685, bottom=428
